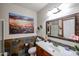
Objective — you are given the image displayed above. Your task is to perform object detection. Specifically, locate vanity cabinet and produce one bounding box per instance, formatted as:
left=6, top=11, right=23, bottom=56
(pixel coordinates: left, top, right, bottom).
left=36, top=45, right=51, bottom=56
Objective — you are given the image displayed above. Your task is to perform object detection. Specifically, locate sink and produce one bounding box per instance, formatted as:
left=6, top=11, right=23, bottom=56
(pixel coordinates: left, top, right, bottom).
left=36, top=41, right=78, bottom=56
left=57, top=46, right=77, bottom=56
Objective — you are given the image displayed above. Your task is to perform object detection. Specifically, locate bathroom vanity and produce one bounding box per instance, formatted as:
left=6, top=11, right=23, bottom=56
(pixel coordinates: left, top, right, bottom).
left=36, top=41, right=60, bottom=56
left=36, top=40, right=78, bottom=56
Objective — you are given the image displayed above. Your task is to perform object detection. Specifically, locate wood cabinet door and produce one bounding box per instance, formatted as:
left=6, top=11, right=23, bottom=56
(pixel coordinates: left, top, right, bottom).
left=36, top=45, right=42, bottom=56
left=36, top=45, right=51, bottom=56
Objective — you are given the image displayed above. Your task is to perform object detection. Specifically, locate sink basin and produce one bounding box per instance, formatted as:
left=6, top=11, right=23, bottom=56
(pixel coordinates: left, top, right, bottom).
left=57, top=46, right=77, bottom=56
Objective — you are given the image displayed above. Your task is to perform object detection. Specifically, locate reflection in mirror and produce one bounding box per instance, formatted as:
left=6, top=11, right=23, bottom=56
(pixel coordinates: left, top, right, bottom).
left=50, top=20, right=59, bottom=37
left=46, top=22, right=51, bottom=35
left=46, top=13, right=79, bottom=42
left=58, top=20, right=63, bottom=37
left=63, top=17, right=75, bottom=39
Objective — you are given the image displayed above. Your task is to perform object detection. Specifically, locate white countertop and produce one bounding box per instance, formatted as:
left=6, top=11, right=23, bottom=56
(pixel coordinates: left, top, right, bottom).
left=36, top=41, right=78, bottom=56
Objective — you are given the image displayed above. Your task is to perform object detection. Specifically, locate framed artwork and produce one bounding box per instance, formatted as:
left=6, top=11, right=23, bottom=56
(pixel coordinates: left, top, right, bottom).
left=9, top=13, right=34, bottom=34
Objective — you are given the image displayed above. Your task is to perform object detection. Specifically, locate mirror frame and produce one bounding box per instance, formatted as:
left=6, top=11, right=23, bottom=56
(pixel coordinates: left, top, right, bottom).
left=46, top=13, right=79, bottom=43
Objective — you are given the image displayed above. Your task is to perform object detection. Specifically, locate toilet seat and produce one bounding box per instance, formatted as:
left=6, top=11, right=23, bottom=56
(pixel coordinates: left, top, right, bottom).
left=28, top=47, right=36, bottom=56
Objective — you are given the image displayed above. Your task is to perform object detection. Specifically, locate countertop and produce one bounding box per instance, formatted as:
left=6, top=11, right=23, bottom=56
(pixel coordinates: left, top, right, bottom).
left=36, top=41, right=78, bottom=56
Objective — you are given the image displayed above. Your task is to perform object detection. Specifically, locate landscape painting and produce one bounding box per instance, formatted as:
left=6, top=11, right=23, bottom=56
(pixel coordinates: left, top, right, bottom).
left=9, top=13, right=34, bottom=34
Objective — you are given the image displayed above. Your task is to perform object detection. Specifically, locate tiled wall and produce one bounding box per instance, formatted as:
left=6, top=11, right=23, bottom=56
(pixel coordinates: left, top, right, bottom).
left=4, top=36, right=36, bottom=56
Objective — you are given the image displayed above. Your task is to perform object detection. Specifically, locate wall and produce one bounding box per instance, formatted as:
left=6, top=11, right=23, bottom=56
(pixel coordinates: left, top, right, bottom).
left=37, top=3, right=61, bottom=37
left=37, top=3, right=79, bottom=47
left=0, top=21, right=2, bottom=53
left=37, top=3, right=79, bottom=36
left=0, top=4, right=37, bottom=39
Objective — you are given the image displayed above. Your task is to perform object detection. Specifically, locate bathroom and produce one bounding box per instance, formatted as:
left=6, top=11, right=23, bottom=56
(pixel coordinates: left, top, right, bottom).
left=0, top=3, right=79, bottom=56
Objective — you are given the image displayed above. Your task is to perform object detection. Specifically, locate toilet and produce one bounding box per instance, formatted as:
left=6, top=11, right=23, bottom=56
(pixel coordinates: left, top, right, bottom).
left=28, top=47, right=36, bottom=56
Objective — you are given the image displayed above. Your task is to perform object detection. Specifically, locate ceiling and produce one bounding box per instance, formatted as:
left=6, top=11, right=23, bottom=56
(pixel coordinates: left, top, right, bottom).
left=14, top=3, right=79, bottom=12
left=15, top=3, right=48, bottom=12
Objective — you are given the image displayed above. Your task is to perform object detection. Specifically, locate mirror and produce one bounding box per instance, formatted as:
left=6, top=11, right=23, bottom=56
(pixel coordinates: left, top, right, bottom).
left=50, top=20, right=59, bottom=37
left=46, top=20, right=63, bottom=37
left=46, top=13, right=79, bottom=42
left=63, top=17, right=75, bottom=38
left=46, top=20, right=60, bottom=37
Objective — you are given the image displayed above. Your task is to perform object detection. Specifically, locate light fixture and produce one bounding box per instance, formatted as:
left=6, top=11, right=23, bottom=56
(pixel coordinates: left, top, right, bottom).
left=48, top=8, right=61, bottom=14
left=52, top=8, right=61, bottom=14
left=47, top=8, right=61, bottom=16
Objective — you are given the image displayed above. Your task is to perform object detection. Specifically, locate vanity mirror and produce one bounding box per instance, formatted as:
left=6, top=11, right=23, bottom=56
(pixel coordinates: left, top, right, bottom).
left=46, top=13, right=79, bottom=43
